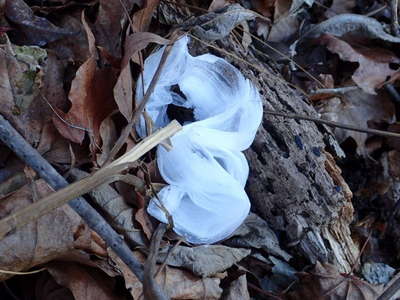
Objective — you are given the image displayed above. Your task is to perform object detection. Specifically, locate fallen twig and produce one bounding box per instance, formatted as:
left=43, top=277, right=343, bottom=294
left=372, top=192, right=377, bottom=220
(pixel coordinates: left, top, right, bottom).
left=310, top=86, right=359, bottom=96
left=144, top=223, right=169, bottom=300
left=378, top=272, right=400, bottom=300
left=0, top=114, right=180, bottom=282
left=265, top=109, right=400, bottom=139
left=104, top=31, right=182, bottom=166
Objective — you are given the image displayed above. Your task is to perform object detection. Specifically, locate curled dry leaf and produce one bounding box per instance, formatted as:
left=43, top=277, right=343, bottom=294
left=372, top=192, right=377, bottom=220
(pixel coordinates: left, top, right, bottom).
left=5, top=0, right=75, bottom=46
left=96, top=116, right=118, bottom=166
left=159, top=245, right=251, bottom=277
left=0, top=180, right=95, bottom=281
left=131, top=0, right=160, bottom=32
left=68, top=168, right=147, bottom=247
left=316, top=89, right=395, bottom=154
left=300, top=14, right=400, bottom=43
left=108, top=250, right=223, bottom=299
left=319, top=34, right=400, bottom=94
left=122, top=32, right=169, bottom=68
left=287, top=262, right=383, bottom=300
left=135, top=208, right=154, bottom=240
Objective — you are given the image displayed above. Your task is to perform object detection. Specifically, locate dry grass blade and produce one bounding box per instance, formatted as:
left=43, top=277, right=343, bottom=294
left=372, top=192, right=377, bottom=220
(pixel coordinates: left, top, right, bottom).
left=104, top=32, right=181, bottom=166
left=0, top=121, right=181, bottom=240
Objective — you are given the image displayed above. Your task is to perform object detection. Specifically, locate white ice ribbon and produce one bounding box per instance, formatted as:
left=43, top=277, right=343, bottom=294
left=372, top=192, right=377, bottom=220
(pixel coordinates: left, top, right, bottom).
left=136, top=36, right=263, bottom=244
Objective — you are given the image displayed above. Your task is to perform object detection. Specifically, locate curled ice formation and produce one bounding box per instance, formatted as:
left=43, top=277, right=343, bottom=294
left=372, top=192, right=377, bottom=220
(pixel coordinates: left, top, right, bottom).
left=136, top=35, right=263, bottom=244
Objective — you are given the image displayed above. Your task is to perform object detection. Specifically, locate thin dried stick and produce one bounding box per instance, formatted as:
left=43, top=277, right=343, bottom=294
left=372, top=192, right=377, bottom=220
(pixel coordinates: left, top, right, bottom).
left=234, top=27, right=326, bottom=88
left=104, top=32, right=181, bottom=166
left=0, top=268, right=46, bottom=275
left=143, top=223, right=169, bottom=300
left=310, top=86, right=359, bottom=95
left=0, top=120, right=181, bottom=240
left=0, top=114, right=179, bottom=282
left=265, top=109, right=400, bottom=139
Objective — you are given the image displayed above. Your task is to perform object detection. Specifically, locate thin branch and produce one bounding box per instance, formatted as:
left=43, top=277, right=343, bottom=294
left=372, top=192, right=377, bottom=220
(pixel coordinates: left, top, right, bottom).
left=104, top=32, right=181, bottom=166
left=143, top=223, right=169, bottom=300
left=0, top=268, right=46, bottom=275
left=0, top=120, right=181, bottom=240
left=0, top=114, right=178, bottom=282
left=265, top=109, right=400, bottom=139
left=310, top=86, right=359, bottom=96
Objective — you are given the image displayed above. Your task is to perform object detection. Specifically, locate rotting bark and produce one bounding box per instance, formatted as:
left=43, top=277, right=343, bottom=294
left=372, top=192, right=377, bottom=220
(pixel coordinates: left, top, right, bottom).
left=158, top=2, right=359, bottom=273
left=218, top=36, right=358, bottom=272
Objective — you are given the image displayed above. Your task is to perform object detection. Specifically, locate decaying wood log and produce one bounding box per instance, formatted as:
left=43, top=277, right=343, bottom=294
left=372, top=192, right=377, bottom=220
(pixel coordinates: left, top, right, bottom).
left=159, top=2, right=359, bottom=273
left=220, top=38, right=358, bottom=272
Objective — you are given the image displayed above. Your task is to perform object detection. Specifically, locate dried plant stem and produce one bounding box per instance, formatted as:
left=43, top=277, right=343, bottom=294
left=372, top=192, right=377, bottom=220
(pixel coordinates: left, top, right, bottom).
left=0, top=114, right=180, bottom=281
left=104, top=32, right=181, bottom=166
left=0, top=268, right=46, bottom=275
left=0, top=120, right=181, bottom=239
left=310, top=86, right=359, bottom=95
left=144, top=223, right=169, bottom=300
left=265, top=109, right=400, bottom=139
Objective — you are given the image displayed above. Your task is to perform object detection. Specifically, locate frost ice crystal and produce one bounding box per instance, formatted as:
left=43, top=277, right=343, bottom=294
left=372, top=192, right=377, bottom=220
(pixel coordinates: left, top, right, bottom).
left=136, top=36, right=263, bottom=244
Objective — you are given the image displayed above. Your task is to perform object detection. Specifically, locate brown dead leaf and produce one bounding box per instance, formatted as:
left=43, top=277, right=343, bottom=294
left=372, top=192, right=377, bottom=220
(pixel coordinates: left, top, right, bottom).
left=47, top=9, right=91, bottom=62
left=5, top=0, right=75, bottom=46
left=268, top=13, right=299, bottom=42
left=47, top=262, right=119, bottom=300
left=94, top=0, right=139, bottom=57
left=122, top=32, right=169, bottom=68
left=109, top=250, right=223, bottom=300
left=132, top=0, right=161, bottom=32
left=68, top=168, right=147, bottom=247
left=0, top=180, right=96, bottom=281
left=114, top=64, right=133, bottom=121
left=53, top=13, right=118, bottom=145
left=316, top=89, right=395, bottom=154
left=114, top=32, right=168, bottom=121
left=319, top=34, right=400, bottom=94
left=0, top=43, right=58, bottom=146
left=96, top=116, right=118, bottom=166
left=287, top=262, right=383, bottom=300
left=251, top=0, right=275, bottom=18
left=135, top=208, right=154, bottom=240
left=250, top=0, right=296, bottom=42
left=388, top=150, right=400, bottom=178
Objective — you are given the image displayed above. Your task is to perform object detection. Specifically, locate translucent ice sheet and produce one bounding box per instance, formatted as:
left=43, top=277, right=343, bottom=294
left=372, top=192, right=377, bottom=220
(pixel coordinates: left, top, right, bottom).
left=136, top=36, right=263, bottom=244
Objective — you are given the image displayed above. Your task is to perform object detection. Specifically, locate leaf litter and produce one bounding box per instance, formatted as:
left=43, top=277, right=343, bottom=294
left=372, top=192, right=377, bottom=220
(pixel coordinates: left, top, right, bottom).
left=1, top=0, right=400, bottom=299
